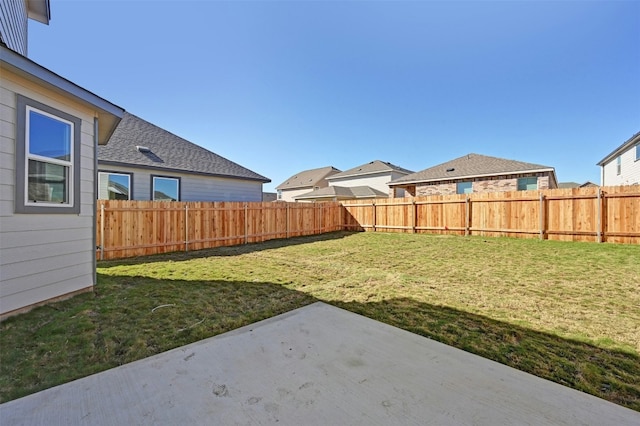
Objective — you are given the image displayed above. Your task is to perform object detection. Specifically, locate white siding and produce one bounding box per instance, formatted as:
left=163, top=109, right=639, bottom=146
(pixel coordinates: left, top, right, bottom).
left=328, top=172, right=394, bottom=193
left=97, top=164, right=264, bottom=202
left=280, top=187, right=314, bottom=202
left=0, top=69, right=98, bottom=316
left=602, top=144, right=640, bottom=186
left=0, top=0, right=28, bottom=56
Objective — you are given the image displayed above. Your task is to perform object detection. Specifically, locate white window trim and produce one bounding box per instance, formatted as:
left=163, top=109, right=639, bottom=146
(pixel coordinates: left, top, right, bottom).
left=151, top=175, right=181, bottom=201
left=15, top=95, right=81, bottom=215
left=24, top=105, right=75, bottom=208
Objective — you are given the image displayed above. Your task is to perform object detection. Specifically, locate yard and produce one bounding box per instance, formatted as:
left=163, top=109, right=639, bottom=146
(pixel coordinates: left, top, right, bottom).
left=1, top=232, right=639, bottom=411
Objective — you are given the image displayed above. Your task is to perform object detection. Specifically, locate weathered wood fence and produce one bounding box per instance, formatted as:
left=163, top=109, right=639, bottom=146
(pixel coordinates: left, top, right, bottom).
left=97, top=201, right=343, bottom=260
left=342, top=186, right=640, bottom=244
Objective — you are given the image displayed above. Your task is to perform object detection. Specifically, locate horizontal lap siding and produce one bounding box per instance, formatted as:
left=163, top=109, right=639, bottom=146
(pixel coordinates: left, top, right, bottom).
left=97, top=165, right=263, bottom=202
left=0, top=0, right=28, bottom=56
left=0, top=70, right=99, bottom=316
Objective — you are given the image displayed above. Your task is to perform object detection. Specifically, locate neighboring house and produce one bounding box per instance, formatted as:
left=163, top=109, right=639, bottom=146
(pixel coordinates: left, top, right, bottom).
left=1, top=0, right=125, bottom=318
left=262, top=192, right=277, bottom=202
left=597, top=131, right=640, bottom=186
left=558, top=181, right=599, bottom=189
left=296, top=160, right=413, bottom=201
left=275, top=166, right=341, bottom=202
left=98, top=113, right=270, bottom=202
left=389, top=153, right=558, bottom=197
left=295, top=186, right=388, bottom=202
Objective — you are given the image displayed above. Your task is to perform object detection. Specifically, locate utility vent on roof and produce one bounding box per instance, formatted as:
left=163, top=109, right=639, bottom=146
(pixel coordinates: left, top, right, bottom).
left=136, top=146, right=151, bottom=153
left=446, top=168, right=455, bottom=172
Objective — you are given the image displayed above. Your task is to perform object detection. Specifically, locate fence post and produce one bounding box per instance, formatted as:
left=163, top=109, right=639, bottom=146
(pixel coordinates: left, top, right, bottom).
left=597, top=187, right=602, bottom=243
left=286, top=203, right=290, bottom=238
left=372, top=201, right=376, bottom=232
left=244, top=202, right=248, bottom=244
left=100, top=202, right=105, bottom=261
left=185, top=204, right=189, bottom=252
left=465, top=197, right=470, bottom=237
left=539, top=193, right=545, bottom=240
left=412, top=199, right=416, bottom=234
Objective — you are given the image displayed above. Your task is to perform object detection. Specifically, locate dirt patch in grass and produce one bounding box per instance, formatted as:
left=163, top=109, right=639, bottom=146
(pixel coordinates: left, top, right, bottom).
left=1, top=231, right=639, bottom=410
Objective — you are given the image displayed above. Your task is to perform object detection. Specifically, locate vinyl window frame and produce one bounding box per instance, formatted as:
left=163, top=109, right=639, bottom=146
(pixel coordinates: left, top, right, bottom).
left=517, top=177, right=538, bottom=191
left=151, top=175, right=181, bottom=201
left=98, top=171, right=133, bottom=200
left=15, top=95, right=81, bottom=214
left=456, top=181, right=473, bottom=194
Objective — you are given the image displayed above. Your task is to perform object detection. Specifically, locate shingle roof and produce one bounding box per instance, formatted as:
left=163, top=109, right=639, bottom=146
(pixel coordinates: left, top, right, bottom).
left=98, top=112, right=270, bottom=182
left=596, top=131, right=640, bottom=166
left=276, top=166, right=341, bottom=190
left=327, top=160, right=413, bottom=180
left=295, top=185, right=388, bottom=200
left=390, top=153, right=555, bottom=185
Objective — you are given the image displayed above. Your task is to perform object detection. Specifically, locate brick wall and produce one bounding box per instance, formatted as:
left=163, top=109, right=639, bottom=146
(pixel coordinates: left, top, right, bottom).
left=406, top=172, right=556, bottom=197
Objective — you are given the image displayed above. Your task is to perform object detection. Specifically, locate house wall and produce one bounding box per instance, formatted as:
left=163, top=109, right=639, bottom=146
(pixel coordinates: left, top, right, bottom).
left=98, top=164, right=263, bottom=202
left=0, top=68, right=99, bottom=316
left=412, top=173, right=554, bottom=197
left=601, top=144, right=640, bottom=186
left=279, top=187, right=314, bottom=202
left=327, top=172, right=392, bottom=194
left=0, top=0, right=28, bottom=56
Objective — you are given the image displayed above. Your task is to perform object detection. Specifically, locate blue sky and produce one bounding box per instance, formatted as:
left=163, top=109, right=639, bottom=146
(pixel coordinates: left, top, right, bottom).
left=29, top=0, right=640, bottom=191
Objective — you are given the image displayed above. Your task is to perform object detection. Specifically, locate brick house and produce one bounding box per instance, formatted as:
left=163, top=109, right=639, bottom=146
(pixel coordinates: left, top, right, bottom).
left=389, top=153, right=558, bottom=197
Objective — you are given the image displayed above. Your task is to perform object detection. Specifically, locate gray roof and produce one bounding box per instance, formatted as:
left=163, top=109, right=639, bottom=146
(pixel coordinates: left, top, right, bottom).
left=558, top=182, right=580, bottom=189
left=99, top=112, right=269, bottom=182
left=276, top=166, right=341, bottom=190
left=597, top=131, right=640, bottom=166
left=390, top=153, right=555, bottom=185
left=295, top=185, right=388, bottom=200
left=328, top=160, right=413, bottom=180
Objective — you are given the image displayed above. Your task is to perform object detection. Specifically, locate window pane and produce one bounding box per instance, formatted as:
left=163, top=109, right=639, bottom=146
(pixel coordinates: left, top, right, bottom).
left=153, top=177, right=178, bottom=201
left=99, top=173, right=130, bottom=200
left=517, top=177, right=538, bottom=191
left=29, top=110, right=72, bottom=161
left=456, top=182, right=472, bottom=194
left=28, top=160, right=68, bottom=203
left=636, top=145, right=639, bottom=161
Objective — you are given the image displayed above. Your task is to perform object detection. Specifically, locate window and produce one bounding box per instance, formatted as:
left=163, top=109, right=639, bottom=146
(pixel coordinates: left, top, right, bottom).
left=636, top=145, right=639, bottom=162
left=152, top=176, right=180, bottom=201
left=517, top=177, right=538, bottom=191
left=15, top=95, right=81, bottom=214
left=616, top=156, right=621, bottom=175
left=456, top=181, right=473, bottom=194
left=277, top=189, right=282, bottom=200
left=98, top=172, right=131, bottom=200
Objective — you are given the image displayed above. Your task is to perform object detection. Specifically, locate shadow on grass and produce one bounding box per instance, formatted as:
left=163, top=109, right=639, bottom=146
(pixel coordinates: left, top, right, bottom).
left=98, top=231, right=358, bottom=267
left=1, top=275, right=638, bottom=413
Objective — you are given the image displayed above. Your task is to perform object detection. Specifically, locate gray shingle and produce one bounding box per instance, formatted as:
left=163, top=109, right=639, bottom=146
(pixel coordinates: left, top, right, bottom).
left=295, top=185, right=388, bottom=200
left=276, top=166, right=341, bottom=190
left=328, top=160, right=413, bottom=180
left=98, top=112, right=270, bottom=182
left=390, top=153, right=554, bottom=185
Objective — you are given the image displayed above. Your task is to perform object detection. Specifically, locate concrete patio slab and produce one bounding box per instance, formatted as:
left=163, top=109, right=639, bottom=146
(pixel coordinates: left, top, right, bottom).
left=1, top=302, right=638, bottom=425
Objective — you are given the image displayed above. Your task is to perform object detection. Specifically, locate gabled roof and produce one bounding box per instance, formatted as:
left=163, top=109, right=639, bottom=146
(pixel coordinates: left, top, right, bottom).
left=295, top=185, right=388, bottom=200
left=390, top=153, right=555, bottom=186
left=597, top=131, right=640, bottom=166
left=276, top=166, right=341, bottom=190
left=98, top=113, right=270, bottom=183
left=327, top=160, right=413, bottom=180
left=558, top=182, right=580, bottom=189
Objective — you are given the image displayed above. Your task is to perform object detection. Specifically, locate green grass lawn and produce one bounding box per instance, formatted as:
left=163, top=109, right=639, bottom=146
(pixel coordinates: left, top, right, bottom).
left=1, top=232, right=639, bottom=411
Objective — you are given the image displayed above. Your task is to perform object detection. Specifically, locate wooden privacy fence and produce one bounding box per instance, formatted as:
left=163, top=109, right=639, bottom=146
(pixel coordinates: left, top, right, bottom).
left=97, top=200, right=343, bottom=260
left=342, top=186, right=640, bottom=244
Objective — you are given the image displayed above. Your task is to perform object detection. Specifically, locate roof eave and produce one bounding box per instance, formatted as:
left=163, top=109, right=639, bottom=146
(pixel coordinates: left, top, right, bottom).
left=27, top=0, right=51, bottom=24
left=596, top=132, right=640, bottom=166
left=327, top=169, right=409, bottom=180
left=1, top=45, right=124, bottom=144
left=389, top=168, right=557, bottom=187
